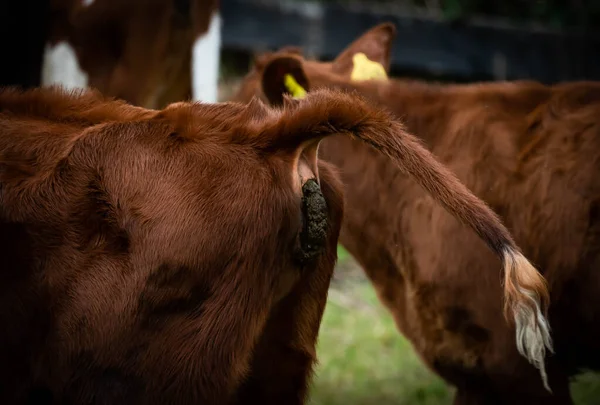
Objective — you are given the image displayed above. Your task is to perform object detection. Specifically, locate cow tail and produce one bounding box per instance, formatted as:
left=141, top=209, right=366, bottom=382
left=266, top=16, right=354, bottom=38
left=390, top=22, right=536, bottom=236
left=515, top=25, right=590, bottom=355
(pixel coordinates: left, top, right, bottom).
left=268, top=89, right=553, bottom=391
left=354, top=118, right=554, bottom=392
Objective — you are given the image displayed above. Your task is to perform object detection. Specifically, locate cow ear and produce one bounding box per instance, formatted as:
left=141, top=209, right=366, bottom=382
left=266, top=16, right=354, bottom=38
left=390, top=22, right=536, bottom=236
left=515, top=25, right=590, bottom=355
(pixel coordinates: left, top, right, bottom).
left=331, top=22, right=396, bottom=78
left=261, top=56, right=310, bottom=106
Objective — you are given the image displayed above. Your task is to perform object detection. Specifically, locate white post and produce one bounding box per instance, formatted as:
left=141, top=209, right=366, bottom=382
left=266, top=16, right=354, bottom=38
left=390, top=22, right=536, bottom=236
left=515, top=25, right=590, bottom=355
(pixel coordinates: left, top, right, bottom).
left=191, top=11, right=222, bottom=103
left=41, top=41, right=89, bottom=90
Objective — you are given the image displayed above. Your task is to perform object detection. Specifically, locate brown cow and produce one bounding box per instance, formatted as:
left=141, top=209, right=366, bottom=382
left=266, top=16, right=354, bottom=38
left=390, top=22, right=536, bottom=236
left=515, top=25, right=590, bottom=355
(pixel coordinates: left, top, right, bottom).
left=0, top=85, right=547, bottom=404
left=40, top=0, right=221, bottom=107
left=230, top=23, right=599, bottom=404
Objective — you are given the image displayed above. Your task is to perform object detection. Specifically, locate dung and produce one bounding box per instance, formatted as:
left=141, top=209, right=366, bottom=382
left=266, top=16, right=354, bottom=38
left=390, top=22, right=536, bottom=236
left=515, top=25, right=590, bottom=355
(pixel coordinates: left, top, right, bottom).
left=294, top=178, right=328, bottom=265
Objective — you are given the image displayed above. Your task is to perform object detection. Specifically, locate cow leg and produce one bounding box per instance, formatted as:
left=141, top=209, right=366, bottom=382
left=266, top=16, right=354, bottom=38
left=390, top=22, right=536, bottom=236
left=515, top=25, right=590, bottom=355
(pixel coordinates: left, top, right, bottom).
left=191, top=11, right=221, bottom=103
left=231, top=264, right=333, bottom=405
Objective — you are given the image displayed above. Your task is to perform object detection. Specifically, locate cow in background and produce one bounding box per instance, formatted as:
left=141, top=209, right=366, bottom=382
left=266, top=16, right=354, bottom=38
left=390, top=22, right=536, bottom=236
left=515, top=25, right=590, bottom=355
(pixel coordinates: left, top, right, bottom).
left=0, top=84, right=548, bottom=404
left=230, top=22, right=600, bottom=404
left=1, top=0, right=221, bottom=107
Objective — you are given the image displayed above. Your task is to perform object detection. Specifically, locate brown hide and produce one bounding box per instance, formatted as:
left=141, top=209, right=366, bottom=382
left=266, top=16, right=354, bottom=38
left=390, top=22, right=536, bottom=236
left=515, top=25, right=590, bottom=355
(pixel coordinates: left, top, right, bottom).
left=229, top=23, right=599, bottom=404
left=44, top=0, right=219, bottom=108
left=0, top=85, right=548, bottom=404
left=0, top=86, right=342, bottom=405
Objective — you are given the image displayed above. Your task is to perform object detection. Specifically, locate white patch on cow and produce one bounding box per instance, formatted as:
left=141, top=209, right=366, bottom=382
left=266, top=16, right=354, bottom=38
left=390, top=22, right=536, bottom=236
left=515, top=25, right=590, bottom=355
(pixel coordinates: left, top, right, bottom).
left=192, top=12, right=222, bottom=103
left=82, top=0, right=95, bottom=6
left=41, top=41, right=89, bottom=90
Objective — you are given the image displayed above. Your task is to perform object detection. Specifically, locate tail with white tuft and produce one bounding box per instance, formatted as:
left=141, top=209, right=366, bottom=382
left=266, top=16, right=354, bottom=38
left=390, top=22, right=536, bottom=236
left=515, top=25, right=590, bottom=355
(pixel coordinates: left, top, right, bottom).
left=258, top=88, right=554, bottom=391
left=503, top=247, right=553, bottom=391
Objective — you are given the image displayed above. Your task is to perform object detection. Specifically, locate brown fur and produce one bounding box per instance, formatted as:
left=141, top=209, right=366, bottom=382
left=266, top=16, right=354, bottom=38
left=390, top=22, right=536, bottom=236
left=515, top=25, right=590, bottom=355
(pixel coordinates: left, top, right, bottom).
left=41, top=0, right=219, bottom=108
left=228, top=22, right=600, bottom=404
left=0, top=86, right=342, bottom=405
left=0, top=85, right=538, bottom=404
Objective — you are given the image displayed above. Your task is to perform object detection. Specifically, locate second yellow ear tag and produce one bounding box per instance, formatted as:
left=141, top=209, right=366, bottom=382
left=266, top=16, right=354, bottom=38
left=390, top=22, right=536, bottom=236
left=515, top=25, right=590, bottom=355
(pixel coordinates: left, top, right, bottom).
left=284, top=74, right=307, bottom=99
left=350, top=52, right=388, bottom=82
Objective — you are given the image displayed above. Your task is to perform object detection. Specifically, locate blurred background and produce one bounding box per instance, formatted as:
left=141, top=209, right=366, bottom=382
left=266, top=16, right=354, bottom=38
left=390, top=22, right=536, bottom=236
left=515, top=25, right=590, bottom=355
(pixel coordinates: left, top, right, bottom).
left=217, top=0, right=600, bottom=99
left=2, top=0, right=600, bottom=404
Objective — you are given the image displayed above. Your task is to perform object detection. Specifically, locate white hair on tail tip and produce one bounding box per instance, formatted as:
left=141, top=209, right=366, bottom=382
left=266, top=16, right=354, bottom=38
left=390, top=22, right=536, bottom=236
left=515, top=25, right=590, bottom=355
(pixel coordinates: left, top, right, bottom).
left=503, top=247, right=554, bottom=392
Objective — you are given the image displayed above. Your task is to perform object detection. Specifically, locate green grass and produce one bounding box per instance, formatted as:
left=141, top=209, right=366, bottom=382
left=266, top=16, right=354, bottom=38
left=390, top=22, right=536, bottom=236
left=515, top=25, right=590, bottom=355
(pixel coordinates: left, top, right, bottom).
left=573, top=373, right=600, bottom=405
left=336, top=244, right=350, bottom=262
left=308, top=253, right=600, bottom=405
left=310, top=279, right=453, bottom=405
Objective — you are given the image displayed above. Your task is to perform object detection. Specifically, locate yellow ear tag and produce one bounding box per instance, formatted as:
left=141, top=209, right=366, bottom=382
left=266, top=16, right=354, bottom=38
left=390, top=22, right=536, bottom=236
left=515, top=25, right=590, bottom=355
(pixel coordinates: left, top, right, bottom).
left=350, top=52, right=388, bottom=82
left=283, top=74, right=307, bottom=99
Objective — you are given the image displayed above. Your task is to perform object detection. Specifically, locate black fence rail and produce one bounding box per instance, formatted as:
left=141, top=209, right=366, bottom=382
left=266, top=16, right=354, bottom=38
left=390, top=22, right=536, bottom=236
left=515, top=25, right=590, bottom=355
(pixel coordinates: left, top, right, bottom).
left=220, top=0, right=600, bottom=83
